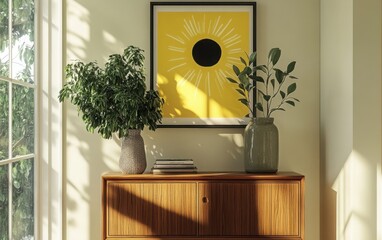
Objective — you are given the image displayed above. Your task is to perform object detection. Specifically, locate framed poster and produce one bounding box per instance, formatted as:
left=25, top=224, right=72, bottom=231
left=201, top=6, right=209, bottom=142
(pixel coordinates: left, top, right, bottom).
left=150, top=2, right=256, bottom=127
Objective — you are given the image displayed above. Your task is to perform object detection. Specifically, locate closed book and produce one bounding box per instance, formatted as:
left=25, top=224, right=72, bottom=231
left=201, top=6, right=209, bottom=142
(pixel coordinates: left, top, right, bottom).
left=151, top=167, right=197, bottom=174
left=153, top=164, right=196, bottom=169
left=155, top=159, right=194, bottom=165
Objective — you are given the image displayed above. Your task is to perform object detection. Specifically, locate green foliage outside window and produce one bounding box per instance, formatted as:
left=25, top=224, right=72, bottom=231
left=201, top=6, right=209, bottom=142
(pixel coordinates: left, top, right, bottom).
left=0, top=0, right=35, bottom=239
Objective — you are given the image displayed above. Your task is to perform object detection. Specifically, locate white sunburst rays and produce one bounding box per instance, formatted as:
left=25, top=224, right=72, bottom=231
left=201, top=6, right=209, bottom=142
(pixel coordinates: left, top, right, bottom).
left=166, top=14, right=243, bottom=98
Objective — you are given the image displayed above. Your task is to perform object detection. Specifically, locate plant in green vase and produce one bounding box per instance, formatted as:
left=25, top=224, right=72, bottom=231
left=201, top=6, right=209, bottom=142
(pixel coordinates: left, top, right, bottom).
left=59, top=45, right=164, bottom=174
left=226, top=48, right=299, bottom=173
left=227, top=48, right=299, bottom=118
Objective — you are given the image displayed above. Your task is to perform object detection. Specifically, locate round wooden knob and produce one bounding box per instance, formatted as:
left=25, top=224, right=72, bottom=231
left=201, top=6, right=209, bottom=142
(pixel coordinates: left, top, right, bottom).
left=202, top=196, right=209, bottom=203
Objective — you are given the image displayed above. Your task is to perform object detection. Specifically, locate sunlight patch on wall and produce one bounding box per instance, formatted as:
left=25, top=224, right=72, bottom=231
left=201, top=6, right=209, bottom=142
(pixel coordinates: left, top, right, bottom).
left=218, top=133, right=243, bottom=147
left=101, top=135, right=120, bottom=170
left=332, top=150, right=376, bottom=240
left=67, top=1, right=90, bottom=59
left=147, top=144, right=164, bottom=158
left=66, top=181, right=90, bottom=230
left=157, top=72, right=243, bottom=119
left=102, top=31, right=117, bottom=45
left=174, top=73, right=207, bottom=118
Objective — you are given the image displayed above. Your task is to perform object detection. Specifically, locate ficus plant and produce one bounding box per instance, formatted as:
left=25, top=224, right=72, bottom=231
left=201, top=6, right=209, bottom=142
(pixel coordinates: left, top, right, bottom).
left=58, top=45, right=164, bottom=139
left=227, top=48, right=299, bottom=118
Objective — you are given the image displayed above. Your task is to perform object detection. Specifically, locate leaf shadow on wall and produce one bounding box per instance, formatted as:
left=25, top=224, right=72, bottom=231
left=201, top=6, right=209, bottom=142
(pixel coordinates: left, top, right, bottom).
left=64, top=103, right=114, bottom=240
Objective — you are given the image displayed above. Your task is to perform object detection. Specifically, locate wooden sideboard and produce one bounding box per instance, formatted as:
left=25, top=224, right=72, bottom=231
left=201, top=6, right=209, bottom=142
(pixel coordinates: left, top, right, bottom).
left=102, top=172, right=304, bottom=240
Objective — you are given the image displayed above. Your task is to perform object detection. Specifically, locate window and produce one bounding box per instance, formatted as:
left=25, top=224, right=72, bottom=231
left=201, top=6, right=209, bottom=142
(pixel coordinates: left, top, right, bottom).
left=0, top=0, right=36, bottom=239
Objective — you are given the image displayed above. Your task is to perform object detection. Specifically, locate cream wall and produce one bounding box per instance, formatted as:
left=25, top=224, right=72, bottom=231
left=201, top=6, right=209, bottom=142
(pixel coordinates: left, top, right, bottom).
left=320, top=0, right=353, bottom=238
left=64, top=0, right=320, bottom=239
left=320, top=0, right=382, bottom=239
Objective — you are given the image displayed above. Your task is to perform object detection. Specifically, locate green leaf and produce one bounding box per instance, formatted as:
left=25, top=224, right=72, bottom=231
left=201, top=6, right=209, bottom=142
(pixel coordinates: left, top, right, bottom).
left=269, top=48, right=281, bottom=65
left=280, top=91, right=286, bottom=99
left=227, top=77, right=238, bottom=84
left=287, top=61, right=296, bottom=73
left=238, top=74, right=249, bottom=85
left=13, top=181, right=20, bottom=189
left=287, top=83, right=297, bottom=95
left=270, top=79, right=275, bottom=89
left=270, top=107, right=286, bottom=114
left=253, top=75, right=265, bottom=83
left=244, top=66, right=252, bottom=75
left=255, top=102, right=264, bottom=112
left=254, top=65, right=267, bottom=73
left=233, top=65, right=241, bottom=76
left=236, top=89, right=246, bottom=96
left=240, top=57, right=247, bottom=66
left=12, top=167, right=18, bottom=176
left=286, top=100, right=295, bottom=106
left=264, top=95, right=271, bottom=101
left=249, top=52, right=257, bottom=64
left=239, top=98, right=249, bottom=105
left=275, top=69, right=284, bottom=84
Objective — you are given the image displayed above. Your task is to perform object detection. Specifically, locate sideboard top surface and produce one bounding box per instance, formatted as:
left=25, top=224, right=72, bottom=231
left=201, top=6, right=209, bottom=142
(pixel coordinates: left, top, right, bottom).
left=102, top=171, right=304, bottom=181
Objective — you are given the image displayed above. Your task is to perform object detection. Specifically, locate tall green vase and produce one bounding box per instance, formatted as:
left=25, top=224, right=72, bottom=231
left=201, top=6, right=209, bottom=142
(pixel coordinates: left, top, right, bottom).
left=244, top=117, right=279, bottom=173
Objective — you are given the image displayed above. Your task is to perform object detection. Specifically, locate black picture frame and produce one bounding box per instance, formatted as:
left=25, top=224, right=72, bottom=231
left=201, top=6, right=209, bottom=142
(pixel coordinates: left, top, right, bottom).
left=150, top=2, right=256, bottom=128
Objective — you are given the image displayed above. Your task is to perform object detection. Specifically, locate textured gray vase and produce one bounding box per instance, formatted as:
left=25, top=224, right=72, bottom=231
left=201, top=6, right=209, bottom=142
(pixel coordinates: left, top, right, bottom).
left=119, top=129, right=147, bottom=174
left=244, top=118, right=279, bottom=173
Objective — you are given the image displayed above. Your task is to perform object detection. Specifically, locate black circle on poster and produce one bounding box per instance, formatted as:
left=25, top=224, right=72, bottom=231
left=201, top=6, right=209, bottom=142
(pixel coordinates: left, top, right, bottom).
left=192, top=39, right=222, bottom=67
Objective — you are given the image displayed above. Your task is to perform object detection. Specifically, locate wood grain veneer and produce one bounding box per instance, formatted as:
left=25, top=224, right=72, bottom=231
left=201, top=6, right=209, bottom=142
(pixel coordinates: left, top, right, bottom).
left=198, top=181, right=300, bottom=236
left=102, top=172, right=304, bottom=240
left=107, top=182, right=197, bottom=236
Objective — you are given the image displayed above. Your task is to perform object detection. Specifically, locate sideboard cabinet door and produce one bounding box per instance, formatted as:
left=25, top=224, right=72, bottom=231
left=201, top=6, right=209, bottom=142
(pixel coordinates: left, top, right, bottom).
left=106, top=182, right=197, bottom=237
left=102, top=173, right=304, bottom=240
left=198, top=181, right=301, bottom=237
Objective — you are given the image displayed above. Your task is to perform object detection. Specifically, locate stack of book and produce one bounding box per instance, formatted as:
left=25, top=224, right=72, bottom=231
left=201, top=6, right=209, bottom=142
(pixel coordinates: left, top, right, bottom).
left=151, top=159, right=197, bottom=174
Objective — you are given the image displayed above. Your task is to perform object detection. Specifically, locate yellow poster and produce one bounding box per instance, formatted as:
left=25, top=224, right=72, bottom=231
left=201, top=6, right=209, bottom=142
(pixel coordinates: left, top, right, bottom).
left=152, top=4, right=255, bottom=126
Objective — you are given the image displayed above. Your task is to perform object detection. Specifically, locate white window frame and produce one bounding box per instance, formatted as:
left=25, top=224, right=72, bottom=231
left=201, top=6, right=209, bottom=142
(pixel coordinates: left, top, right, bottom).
left=0, top=0, right=39, bottom=239
left=35, top=0, right=63, bottom=239
left=0, top=0, right=63, bottom=238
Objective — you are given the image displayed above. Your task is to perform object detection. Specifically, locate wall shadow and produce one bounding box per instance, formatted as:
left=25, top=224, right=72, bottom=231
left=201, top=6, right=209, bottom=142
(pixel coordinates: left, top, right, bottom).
left=319, top=134, right=337, bottom=240
left=64, top=104, right=113, bottom=240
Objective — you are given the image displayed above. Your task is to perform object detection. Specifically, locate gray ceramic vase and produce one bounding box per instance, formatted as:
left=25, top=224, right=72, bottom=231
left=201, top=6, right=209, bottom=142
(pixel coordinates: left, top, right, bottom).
left=119, top=129, right=147, bottom=174
left=244, top=117, right=279, bottom=173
